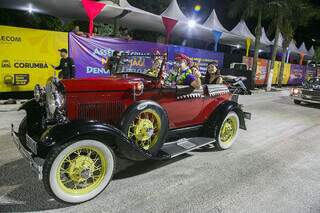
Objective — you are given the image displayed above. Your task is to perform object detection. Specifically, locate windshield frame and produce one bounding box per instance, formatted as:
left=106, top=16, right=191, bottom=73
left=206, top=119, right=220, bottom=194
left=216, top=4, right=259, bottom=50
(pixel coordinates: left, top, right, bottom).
left=113, top=54, right=167, bottom=79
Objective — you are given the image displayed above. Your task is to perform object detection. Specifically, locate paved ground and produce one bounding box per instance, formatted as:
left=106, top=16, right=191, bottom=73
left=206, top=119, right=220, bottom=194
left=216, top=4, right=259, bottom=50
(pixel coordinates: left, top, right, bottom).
left=0, top=90, right=320, bottom=213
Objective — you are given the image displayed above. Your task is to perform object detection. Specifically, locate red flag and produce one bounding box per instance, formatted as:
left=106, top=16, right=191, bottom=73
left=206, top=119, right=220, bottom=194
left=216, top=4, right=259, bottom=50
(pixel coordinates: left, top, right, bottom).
left=82, top=0, right=106, bottom=35
left=162, top=16, right=178, bottom=44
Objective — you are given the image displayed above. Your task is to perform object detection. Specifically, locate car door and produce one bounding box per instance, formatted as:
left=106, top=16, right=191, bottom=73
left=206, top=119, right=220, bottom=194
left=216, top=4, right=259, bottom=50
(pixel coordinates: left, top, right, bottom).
left=158, top=86, right=205, bottom=129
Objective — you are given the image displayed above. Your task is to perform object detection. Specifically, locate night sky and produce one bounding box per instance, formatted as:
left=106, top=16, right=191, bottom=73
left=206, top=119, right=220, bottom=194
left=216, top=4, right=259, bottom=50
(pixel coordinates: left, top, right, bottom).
left=177, top=0, right=320, bottom=49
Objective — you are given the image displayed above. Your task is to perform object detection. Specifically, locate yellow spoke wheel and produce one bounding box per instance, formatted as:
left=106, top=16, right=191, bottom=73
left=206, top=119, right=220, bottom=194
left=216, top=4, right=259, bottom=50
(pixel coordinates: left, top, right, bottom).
left=44, top=139, right=115, bottom=204
left=215, top=112, right=240, bottom=150
left=127, top=109, right=162, bottom=150
left=57, top=146, right=107, bottom=195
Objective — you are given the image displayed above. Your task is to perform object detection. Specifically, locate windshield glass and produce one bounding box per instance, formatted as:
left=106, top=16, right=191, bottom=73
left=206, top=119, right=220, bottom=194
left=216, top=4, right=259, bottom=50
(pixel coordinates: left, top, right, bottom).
left=116, top=54, right=165, bottom=78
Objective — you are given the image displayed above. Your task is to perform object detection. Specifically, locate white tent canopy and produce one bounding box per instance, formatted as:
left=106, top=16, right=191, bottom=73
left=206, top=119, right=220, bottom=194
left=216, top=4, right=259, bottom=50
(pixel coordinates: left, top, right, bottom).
left=260, top=27, right=273, bottom=46
left=272, top=33, right=284, bottom=48
left=0, top=0, right=312, bottom=58
left=231, top=20, right=255, bottom=41
left=161, top=0, right=188, bottom=22
left=308, top=46, right=315, bottom=57
left=298, top=42, right=309, bottom=55
left=203, top=9, right=229, bottom=33
left=288, top=40, right=300, bottom=53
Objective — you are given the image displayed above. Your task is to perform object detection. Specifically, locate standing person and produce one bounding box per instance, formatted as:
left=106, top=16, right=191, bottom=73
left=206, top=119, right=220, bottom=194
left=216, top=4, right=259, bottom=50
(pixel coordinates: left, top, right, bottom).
left=105, top=51, right=121, bottom=75
left=52, top=49, right=76, bottom=80
left=119, top=27, right=133, bottom=40
left=204, top=61, right=223, bottom=84
left=72, top=26, right=86, bottom=37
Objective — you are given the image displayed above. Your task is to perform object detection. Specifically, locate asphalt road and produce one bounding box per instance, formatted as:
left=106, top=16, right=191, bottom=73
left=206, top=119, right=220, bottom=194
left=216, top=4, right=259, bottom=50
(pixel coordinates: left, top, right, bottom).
left=0, top=90, right=320, bottom=213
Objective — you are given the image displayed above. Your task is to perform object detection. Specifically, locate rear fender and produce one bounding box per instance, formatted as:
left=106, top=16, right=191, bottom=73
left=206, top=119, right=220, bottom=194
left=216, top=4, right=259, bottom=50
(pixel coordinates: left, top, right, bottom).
left=208, top=101, right=247, bottom=132
left=39, top=120, right=151, bottom=161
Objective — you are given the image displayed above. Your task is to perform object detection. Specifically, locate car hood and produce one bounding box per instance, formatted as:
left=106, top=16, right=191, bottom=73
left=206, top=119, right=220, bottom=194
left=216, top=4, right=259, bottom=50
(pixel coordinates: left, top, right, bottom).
left=60, top=76, right=145, bottom=93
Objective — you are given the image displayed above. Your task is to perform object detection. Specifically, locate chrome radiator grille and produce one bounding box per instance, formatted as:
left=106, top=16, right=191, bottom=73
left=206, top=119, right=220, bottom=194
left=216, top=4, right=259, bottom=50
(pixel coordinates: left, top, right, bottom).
left=78, top=101, right=125, bottom=124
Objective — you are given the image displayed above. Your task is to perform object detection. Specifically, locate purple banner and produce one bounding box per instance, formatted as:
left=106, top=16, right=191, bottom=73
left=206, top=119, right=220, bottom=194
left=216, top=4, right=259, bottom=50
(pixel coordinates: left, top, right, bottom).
left=305, top=66, right=317, bottom=81
left=168, top=45, right=224, bottom=74
left=288, top=64, right=306, bottom=85
left=69, top=33, right=167, bottom=78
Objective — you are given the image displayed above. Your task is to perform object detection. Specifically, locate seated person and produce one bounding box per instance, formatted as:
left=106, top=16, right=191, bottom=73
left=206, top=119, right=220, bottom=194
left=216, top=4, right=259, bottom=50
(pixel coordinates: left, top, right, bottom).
left=204, top=61, right=223, bottom=84
left=174, top=54, right=202, bottom=89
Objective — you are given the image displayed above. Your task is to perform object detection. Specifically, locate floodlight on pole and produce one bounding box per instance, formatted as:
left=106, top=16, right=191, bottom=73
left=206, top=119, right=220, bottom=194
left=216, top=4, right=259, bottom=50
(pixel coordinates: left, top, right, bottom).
left=28, top=3, right=33, bottom=14
left=188, top=20, right=196, bottom=28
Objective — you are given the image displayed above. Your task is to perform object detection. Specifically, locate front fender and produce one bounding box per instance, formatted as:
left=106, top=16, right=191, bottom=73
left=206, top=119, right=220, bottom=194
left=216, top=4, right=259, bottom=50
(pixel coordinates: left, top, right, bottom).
left=39, top=120, right=151, bottom=161
left=18, top=99, right=44, bottom=135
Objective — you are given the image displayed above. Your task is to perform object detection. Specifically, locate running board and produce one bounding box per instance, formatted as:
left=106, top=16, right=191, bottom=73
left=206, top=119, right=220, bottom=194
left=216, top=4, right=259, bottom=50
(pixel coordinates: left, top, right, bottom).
left=153, top=138, right=215, bottom=160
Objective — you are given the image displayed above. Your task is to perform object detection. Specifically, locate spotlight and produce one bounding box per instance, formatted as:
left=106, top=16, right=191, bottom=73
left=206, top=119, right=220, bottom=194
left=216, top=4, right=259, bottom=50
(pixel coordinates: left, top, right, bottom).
left=188, top=20, right=196, bottom=28
left=194, top=4, right=201, bottom=12
left=28, top=4, right=33, bottom=14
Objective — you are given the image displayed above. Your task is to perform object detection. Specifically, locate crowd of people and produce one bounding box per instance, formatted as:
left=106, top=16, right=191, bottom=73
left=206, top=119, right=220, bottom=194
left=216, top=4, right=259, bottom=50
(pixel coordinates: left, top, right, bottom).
left=56, top=25, right=222, bottom=89
left=72, top=25, right=133, bottom=40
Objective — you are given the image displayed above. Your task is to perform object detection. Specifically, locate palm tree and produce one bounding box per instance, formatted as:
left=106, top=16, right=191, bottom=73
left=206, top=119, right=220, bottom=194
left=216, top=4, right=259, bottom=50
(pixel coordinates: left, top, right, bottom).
left=314, top=47, right=320, bottom=69
left=267, top=0, right=316, bottom=88
left=229, top=0, right=265, bottom=89
left=278, top=21, right=293, bottom=87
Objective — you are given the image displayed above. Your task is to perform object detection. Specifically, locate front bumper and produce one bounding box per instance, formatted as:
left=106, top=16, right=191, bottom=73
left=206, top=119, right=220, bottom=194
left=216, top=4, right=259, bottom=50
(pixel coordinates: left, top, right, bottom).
left=291, top=95, right=320, bottom=104
left=11, top=125, right=43, bottom=180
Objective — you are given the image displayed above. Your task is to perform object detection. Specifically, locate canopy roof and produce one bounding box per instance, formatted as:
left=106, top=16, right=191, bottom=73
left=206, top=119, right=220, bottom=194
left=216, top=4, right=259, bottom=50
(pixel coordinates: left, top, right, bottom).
left=260, top=27, right=272, bottom=46
left=203, top=9, right=229, bottom=33
left=288, top=40, right=300, bottom=53
left=231, top=20, right=255, bottom=41
left=308, top=46, right=315, bottom=57
left=298, top=42, right=309, bottom=54
left=161, top=0, right=188, bottom=22
left=0, top=0, right=311, bottom=56
left=272, top=33, right=284, bottom=48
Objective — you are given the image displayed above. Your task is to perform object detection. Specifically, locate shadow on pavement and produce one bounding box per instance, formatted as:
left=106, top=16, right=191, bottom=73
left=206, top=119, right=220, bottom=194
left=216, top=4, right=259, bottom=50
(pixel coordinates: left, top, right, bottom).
left=114, top=154, right=190, bottom=180
left=274, top=96, right=320, bottom=109
left=0, top=159, right=69, bottom=212
left=0, top=154, right=191, bottom=211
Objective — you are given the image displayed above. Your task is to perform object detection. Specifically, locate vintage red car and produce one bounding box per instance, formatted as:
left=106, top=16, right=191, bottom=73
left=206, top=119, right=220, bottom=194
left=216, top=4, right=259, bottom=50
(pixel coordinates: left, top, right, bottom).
left=11, top=54, right=250, bottom=204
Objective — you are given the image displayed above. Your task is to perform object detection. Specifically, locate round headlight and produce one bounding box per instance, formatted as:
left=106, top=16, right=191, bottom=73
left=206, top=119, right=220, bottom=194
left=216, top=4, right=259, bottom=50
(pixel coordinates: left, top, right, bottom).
left=34, top=84, right=42, bottom=102
left=46, top=82, right=65, bottom=115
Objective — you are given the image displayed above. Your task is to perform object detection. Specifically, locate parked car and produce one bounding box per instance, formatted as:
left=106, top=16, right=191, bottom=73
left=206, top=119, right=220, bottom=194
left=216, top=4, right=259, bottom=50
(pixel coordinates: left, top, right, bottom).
left=11, top=54, right=251, bottom=204
left=290, top=77, right=320, bottom=105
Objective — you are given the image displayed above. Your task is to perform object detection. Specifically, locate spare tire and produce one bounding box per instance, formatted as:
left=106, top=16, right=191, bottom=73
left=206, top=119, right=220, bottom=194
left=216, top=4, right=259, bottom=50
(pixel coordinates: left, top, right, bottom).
left=120, top=101, right=169, bottom=156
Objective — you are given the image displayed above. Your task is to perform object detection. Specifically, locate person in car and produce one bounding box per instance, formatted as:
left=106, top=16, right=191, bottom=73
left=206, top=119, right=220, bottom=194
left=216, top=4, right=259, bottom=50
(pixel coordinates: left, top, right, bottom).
left=175, top=54, right=202, bottom=89
left=204, top=61, right=223, bottom=84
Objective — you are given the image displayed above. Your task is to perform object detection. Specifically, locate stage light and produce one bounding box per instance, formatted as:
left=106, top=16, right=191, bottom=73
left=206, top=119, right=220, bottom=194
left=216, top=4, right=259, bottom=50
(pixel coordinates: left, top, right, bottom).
left=188, top=20, right=196, bottom=28
left=28, top=4, right=33, bottom=14
left=194, top=4, right=202, bottom=12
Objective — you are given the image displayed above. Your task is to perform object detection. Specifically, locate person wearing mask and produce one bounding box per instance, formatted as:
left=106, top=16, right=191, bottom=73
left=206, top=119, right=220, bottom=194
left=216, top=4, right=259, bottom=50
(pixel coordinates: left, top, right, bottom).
left=204, top=61, right=223, bottom=84
left=52, top=48, right=76, bottom=79
left=175, top=54, right=202, bottom=89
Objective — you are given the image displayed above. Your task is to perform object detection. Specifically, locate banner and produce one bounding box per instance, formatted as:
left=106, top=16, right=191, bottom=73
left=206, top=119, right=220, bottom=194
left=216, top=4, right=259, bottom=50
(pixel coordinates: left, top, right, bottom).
left=288, top=64, right=306, bottom=85
left=305, top=66, right=317, bottom=81
left=0, top=25, right=68, bottom=92
left=242, top=56, right=268, bottom=85
left=168, top=45, right=224, bottom=74
left=69, top=33, right=167, bottom=78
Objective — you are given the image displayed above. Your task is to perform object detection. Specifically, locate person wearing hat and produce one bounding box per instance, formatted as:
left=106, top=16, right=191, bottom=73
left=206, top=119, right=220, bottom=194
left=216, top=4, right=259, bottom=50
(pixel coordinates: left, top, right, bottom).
left=204, top=61, right=223, bottom=84
left=52, top=48, right=76, bottom=79
left=175, top=53, right=202, bottom=89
